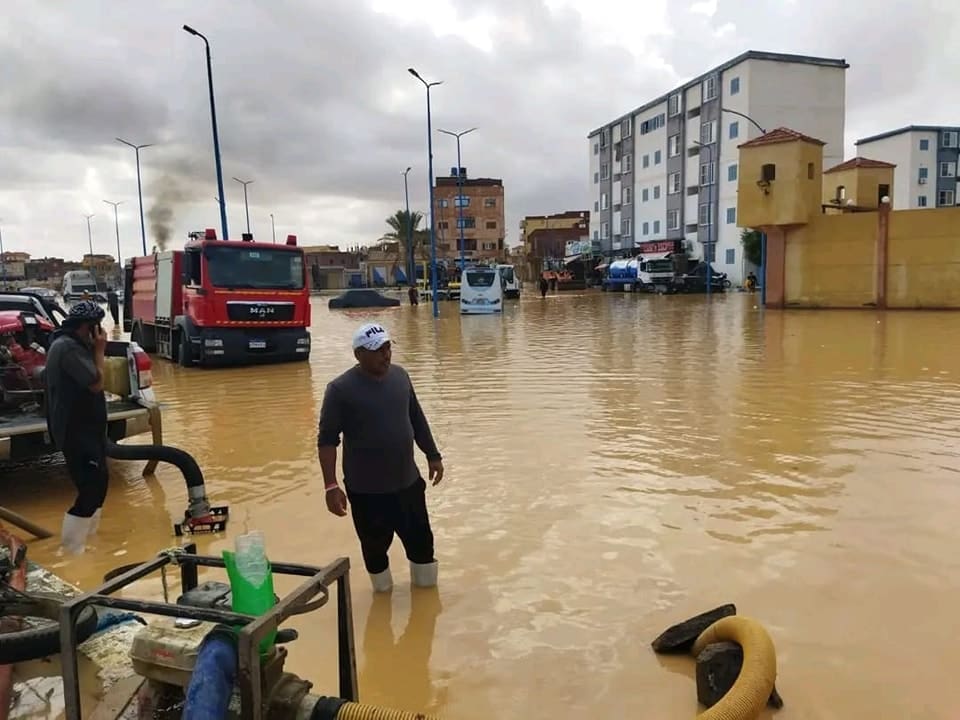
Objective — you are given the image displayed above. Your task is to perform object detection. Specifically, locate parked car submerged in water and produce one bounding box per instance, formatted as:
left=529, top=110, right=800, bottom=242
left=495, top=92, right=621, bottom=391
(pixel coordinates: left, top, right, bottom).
left=328, top=289, right=401, bottom=310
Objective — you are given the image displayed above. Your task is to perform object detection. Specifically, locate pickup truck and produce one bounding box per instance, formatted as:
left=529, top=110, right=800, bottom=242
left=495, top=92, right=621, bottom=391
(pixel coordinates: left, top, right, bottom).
left=0, top=292, right=159, bottom=463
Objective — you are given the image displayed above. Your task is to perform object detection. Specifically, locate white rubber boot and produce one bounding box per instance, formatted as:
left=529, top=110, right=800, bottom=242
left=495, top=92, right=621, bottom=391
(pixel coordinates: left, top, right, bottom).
left=410, top=561, right=438, bottom=588
left=61, top=513, right=93, bottom=555
left=89, top=508, right=102, bottom=536
left=370, top=568, right=393, bottom=593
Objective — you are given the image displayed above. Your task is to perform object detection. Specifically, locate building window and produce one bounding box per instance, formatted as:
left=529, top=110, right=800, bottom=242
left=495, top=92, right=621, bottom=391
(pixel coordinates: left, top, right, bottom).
left=438, top=222, right=449, bottom=230
left=639, top=114, right=666, bottom=135
left=669, top=94, right=681, bottom=117
left=687, top=106, right=701, bottom=119
left=918, top=196, right=928, bottom=207
left=700, top=121, right=717, bottom=145
left=622, top=117, right=632, bottom=138
left=601, top=192, right=609, bottom=210
left=698, top=203, right=713, bottom=226
left=593, top=230, right=599, bottom=240
left=729, top=77, right=740, bottom=95
left=729, top=121, right=739, bottom=140
left=761, top=163, right=776, bottom=181
left=703, top=75, right=718, bottom=100
left=728, top=164, right=738, bottom=182
left=939, top=161, right=956, bottom=177
left=484, top=197, right=497, bottom=208
left=593, top=172, right=599, bottom=184
left=623, top=187, right=633, bottom=205
left=653, top=220, right=661, bottom=235
left=601, top=222, right=610, bottom=239
left=622, top=218, right=632, bottom=236
left=669, top=172, right=681, bottom=194
left=439, top=199, right=449, bottom=208
left=726, top=207, right=736, bottom=224
left=699, top=162, right=716, bottom=186
left=920, top=139, right=929, bottom=151
left=486, top=221, right=497, bottom=229
left=456, top=217, right=476, bottom=229
left=808, top=162, right=815, bottom=180
left=725, top=248, right=736, bottom=264
left=654, top=150, right=662, bottom=165
left=687, top=185, right=699, bottom=196
left=594, top=142, right=600, bottom=155
left=704, top=243, right=716, bottom=262
left=642, top=154, right=650, bottom=169
left=939, top=190, right=956, bottom=206
left=594, top=200, right=599, bottom=212
left=943, top=131, right=958, bottom=148
left=642, top=222, right=650, bottom=236
left=601, top=163, right=610, bottom=180
left=642, top=188, right=649, bottom=202
left=919, top=167, right=929, bottom=183
left=623, top=154, right=633, bottom=173
left=667, top=209, right=680, bottom=231
left=653, top=185, right=661, bottom=200
left=669, top=134, right=680, bottom=158
left=453, top=195, right=470, bottom=207
left=600, top=129, right=609, bottom=148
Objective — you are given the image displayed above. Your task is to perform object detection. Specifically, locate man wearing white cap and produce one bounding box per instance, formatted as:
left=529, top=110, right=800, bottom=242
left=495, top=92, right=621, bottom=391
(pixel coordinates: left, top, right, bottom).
left=317, top=322, right=444, bottom=592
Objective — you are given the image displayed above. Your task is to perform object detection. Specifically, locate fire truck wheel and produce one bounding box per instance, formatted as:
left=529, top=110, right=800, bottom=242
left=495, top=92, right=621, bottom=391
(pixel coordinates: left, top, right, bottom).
left=176, top=335, right=194, bottom=368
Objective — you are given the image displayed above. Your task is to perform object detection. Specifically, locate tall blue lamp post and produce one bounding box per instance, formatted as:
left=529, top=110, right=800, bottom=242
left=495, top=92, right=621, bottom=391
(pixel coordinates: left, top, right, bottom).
left=402, top=167, right=414, bottom=284
left=408, top=67, right=443, bottom=318
left=438, top=127, right=476, bottom=275
left=183, top=24, right=229, bottom=241
left=115, top=138, right=151, bottom=255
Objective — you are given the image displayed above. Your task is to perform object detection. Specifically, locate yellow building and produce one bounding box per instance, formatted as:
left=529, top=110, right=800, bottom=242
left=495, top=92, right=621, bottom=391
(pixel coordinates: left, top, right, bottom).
left=737, top=127, right=960, bottom=310
left=821, top=157, right=896, bottom=212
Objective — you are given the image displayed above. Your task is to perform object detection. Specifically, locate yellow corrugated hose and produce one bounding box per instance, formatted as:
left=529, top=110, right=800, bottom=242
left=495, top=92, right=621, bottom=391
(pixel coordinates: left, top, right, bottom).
left=336, top=702, right=440, bottom=720
left=690, top=616, right=777, bottom=720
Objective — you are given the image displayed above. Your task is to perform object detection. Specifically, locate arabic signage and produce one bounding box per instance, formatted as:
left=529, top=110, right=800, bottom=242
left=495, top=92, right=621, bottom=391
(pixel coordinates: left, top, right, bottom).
left=564, top=239, right=601, bottom=257
left=637, top=240, right=681, bottom=255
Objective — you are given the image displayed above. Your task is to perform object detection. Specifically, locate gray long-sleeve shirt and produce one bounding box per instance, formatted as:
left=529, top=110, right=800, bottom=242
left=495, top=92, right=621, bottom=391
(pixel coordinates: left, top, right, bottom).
left=317, top=364, right=441, bottom=494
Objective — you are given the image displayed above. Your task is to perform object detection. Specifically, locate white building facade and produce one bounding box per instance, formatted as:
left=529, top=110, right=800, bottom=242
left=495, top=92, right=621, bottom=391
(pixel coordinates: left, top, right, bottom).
left=587, top=51, right=848, bottom=285
left=854, top=126, right=960, bottom=210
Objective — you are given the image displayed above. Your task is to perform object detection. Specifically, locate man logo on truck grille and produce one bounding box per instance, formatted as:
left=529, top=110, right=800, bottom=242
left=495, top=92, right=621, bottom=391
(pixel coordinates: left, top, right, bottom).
left=250, top=305, right=275, bottom=317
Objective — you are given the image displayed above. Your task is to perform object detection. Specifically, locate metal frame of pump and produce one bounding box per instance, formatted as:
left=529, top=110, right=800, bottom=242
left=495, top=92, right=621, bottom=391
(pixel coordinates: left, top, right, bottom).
left=57, top=545, right=358, bottom=720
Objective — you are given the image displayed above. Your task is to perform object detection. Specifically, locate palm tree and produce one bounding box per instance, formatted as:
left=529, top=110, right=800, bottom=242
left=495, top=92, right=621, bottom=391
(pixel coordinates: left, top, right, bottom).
left=385, top=210, right=424, bottom=281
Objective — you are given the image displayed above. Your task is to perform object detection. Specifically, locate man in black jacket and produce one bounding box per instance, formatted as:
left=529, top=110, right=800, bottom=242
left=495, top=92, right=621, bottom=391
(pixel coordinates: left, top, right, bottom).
left=45, top=301, right=108, bottom=554
left=317, top=323, right=444, bottom=592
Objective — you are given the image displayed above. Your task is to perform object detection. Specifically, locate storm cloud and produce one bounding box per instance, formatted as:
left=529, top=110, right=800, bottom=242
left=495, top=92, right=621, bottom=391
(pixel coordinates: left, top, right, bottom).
left=1, top=0, right=958, bottom=259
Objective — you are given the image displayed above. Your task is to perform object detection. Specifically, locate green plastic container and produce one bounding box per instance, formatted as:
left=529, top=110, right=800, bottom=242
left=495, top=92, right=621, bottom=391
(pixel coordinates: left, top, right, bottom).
left=222, top=549, right=277, bottom=656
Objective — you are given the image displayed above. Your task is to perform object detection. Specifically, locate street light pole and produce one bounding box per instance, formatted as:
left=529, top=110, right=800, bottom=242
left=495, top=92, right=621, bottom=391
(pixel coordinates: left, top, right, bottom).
left=183, top=24, right=228, bottom=241
left=721, top=108, right=766, bottom=135
left=103, top=200, right=124, bottom=286
left=402, top=167, right=414, bottom=285
left=115, top=138, right=152, bottom=256
left=233, top=177, right=254, bottom=235
left=84, top=214, right=97, bottom=288
left=408, top=67, right=443, bottom=319
left=693, top=140, right=714, bottom=298
left=0, top=220, right=6, bottom=288
left=270, top=213, right=276, bottom=243
left=438, top=127, right=477, bottom=274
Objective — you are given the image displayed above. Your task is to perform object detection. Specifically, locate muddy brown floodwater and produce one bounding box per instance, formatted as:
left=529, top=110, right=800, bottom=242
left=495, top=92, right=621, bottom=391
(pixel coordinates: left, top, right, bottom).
left=4, top=292, right=960, bottom=718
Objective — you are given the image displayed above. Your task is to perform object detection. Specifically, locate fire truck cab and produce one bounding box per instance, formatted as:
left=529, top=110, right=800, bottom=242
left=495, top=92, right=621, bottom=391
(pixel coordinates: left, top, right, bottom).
left=124, top=229, right=312, bottom=367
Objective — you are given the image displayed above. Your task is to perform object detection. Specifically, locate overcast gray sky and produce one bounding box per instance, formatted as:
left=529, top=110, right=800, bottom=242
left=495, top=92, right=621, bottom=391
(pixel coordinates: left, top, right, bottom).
left=1, top=0, right=958, bottom=261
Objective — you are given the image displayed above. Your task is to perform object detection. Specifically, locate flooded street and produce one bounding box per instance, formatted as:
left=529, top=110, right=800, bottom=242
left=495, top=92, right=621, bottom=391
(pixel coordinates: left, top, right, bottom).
left=5, top=292, right=960, bottom=719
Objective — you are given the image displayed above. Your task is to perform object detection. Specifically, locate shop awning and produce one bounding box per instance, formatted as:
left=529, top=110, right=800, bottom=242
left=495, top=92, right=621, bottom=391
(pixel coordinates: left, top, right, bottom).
left=394, top=267, right=408, bottom=283
left=564, top=254, right=586, bottom=265
left=372, top=267, right=386, bottom=285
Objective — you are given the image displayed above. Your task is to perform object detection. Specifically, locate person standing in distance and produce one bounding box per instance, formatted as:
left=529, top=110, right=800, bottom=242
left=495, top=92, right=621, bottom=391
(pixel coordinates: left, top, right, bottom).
left=44, top=301, right=109, bottom=554
left=317, top=323, right=444, bottom=592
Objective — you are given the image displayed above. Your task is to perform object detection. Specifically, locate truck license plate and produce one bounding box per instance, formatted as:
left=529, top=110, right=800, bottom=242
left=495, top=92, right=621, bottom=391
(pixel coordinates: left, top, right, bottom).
left=249, top=340, right=267, bottom=350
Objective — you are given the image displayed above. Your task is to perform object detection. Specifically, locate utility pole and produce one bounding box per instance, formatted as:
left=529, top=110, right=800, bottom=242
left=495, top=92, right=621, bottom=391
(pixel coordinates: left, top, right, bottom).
left=233, top=177, right=254, bottom=235
left=103, top=200, right=124, bottom=287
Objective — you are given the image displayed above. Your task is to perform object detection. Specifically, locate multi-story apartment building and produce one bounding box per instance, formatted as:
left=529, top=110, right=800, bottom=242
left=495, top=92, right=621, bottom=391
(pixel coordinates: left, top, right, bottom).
left=587, top=50, right=848, bottom=284
left=433, top=169, right=505, bottom=265
left=854, top=126, right=960, bottom=210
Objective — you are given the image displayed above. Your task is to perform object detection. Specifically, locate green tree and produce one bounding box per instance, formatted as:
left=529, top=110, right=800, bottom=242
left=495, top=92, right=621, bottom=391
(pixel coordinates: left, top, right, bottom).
left=385, top=209, right=423, bottom=241
left=741, top=228, right=762, bottom=267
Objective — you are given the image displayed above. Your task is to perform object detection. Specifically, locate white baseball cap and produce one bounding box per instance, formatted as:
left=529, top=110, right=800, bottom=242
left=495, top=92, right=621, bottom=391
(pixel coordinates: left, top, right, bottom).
left=352, top=323, right=391, bottom=351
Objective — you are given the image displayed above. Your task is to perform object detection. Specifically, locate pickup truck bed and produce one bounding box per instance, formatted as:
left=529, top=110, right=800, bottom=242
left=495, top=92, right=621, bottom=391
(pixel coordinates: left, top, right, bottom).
left=0, top=398, right=152, bottom=462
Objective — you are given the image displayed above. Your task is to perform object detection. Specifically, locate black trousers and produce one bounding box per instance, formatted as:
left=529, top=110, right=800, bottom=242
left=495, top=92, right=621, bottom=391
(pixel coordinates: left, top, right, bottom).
left=62, top=439, right=109, bottom=518
left=347, top=478, right=435, bottom=574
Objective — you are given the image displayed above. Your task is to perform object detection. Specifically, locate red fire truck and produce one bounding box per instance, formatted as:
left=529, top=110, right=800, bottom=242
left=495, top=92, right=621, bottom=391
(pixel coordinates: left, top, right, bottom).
left=123, top=230, right=312, bottom=367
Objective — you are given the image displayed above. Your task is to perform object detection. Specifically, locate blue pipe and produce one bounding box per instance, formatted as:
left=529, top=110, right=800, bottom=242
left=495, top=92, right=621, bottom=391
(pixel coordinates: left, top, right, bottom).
left=182, top=629, right=237, bottom=720
left=759, top=231, right=767, bottom=306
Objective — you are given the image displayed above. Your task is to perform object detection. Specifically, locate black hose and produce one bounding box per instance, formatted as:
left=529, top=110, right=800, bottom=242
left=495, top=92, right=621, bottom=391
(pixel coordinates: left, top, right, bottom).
left=105, top=439, right=204, bottom=490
